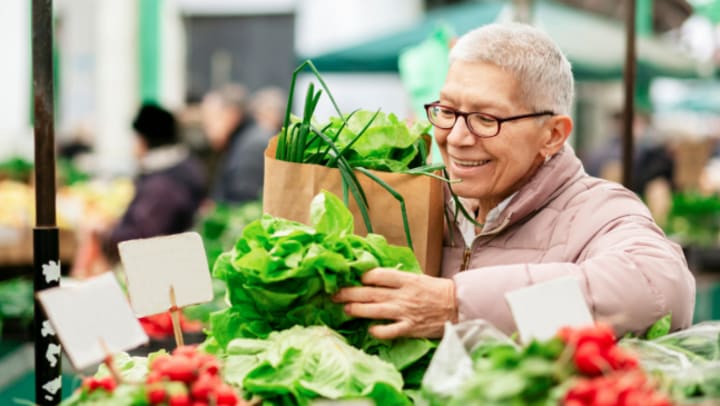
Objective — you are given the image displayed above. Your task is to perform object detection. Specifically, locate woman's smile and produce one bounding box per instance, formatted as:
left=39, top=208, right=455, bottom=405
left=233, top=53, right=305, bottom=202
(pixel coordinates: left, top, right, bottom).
left=449, top=156, right=493, bottom=177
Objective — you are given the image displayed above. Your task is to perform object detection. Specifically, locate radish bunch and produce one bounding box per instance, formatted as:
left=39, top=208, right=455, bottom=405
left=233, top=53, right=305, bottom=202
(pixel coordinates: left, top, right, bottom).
left=144, top=345, right=242, bottom=406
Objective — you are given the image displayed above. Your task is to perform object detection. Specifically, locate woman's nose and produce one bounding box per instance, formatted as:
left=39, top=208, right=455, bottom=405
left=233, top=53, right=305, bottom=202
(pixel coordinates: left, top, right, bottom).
left=446, top=116, right=476, bottom=146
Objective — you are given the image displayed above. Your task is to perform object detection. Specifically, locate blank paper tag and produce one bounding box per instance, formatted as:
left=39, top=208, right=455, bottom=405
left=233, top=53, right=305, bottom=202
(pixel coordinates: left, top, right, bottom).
left=36, top=273, right=148, bottom=370
left=118, top=232, right=213, bottom=317
left=505, top=277, right=593, bottom=344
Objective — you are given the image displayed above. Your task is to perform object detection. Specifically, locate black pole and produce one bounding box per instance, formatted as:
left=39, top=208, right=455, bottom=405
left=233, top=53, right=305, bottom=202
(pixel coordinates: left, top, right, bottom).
left=622, top=0, right=637, bottom=189
left=32, top=0, right=61, bottom=405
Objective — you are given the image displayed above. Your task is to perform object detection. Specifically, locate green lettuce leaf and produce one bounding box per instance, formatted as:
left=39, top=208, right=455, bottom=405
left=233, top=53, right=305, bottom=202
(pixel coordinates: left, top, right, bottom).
left=314, top=110, right=431, bottom=172
left=224, top=325, right=410, bottom=405
left=311, top=188, right=354, bottom=238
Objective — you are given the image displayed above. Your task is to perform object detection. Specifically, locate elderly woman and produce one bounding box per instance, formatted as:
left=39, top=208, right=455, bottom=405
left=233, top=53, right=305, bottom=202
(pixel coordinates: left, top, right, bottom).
left=334, top=23, right=695, bottom=339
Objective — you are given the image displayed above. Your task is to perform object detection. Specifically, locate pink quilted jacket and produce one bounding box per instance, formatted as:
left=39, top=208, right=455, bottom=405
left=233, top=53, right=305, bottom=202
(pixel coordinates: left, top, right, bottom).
left=442, top=144, right=695, bottom=336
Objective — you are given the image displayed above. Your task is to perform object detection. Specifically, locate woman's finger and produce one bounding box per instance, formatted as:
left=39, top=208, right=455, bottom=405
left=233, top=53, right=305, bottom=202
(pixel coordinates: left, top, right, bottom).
left=343, top=301, right=400, bottom=320
left=361, top=268, right=418, bottom=288
left=332, top=286, right=393, bottom=303
left=369, top=320, right=412, bottom=340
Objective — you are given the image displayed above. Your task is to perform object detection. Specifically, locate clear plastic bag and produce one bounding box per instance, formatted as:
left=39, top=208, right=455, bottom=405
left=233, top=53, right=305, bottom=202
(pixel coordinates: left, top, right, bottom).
left=619, top=322, right=720, bottom=401
left=653, top=321, right=720, bottom=361
left=420, top=320, right=518, bottom=400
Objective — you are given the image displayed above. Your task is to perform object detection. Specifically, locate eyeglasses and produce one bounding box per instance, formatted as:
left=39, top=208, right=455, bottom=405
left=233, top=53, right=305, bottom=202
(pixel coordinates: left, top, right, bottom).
left=424, top=102, right=555, bottom=138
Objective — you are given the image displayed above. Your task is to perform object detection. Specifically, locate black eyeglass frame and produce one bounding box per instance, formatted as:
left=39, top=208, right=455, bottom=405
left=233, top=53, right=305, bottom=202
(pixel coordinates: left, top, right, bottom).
left=424, top=101, right=555, bottom=138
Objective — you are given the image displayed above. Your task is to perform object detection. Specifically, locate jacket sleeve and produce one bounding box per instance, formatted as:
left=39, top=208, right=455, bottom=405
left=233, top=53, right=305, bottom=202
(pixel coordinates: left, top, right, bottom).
left=452, top=195, right=696, bottom=337
left=101, top=177, right=190, bottom=261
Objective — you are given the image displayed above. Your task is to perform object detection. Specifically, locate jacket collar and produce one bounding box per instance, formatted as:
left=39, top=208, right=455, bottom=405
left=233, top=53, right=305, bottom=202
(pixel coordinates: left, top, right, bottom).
left=489, top=144, right=585, bottom=232
left=448, top=144, right=586, bottom=241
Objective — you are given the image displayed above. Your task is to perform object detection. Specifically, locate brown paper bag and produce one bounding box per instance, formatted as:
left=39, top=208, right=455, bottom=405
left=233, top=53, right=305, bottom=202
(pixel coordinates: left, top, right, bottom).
left=263, top=136, right=443, bottom=276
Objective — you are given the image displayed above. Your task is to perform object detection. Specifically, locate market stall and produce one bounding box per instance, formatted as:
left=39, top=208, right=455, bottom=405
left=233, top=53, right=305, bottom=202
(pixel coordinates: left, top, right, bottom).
left=16, top=1, right=720, bottom=405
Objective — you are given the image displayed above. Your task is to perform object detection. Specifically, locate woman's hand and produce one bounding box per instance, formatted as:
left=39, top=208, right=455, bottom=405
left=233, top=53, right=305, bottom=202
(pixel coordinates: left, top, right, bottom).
left=333, top=268, right=458, bottom=340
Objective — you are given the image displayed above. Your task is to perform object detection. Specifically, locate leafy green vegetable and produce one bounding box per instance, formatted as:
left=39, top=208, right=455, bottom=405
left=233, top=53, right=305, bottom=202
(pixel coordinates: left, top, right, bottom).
left=223, top=325, right=411, bottom=406
left=209, top=190, right=419, bottom=348
left=195, top=201, right=263, bottom=269
left=645, top=313, right=672, bottom=340
left=0, top=277, right=33, bottom=337
left=275, top=60, right=446, bottom=249
left=424, top=336, right=569, bottom=406
left=96, top=352, right=150, bottom=383
left=60, top=384, right=146, bottom=406
left=323, top=111, right=431, bottom=172
left=181, top=279, right=228, bottom=324
left=208, top=190, right=436, bottom=385
left=0, top=157, right=33, bottom=181
left=60, top=352, right=149, bottom=406
left=664, top=193, right=720, bottom=246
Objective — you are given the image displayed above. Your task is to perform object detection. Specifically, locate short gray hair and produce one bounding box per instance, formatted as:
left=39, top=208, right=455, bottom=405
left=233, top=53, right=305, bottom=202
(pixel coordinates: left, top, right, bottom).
left=250, top=86, right=287, bottom=117
left=450, top=23, right=574, bottom=115
left=211, top=83, right=249, bottom=112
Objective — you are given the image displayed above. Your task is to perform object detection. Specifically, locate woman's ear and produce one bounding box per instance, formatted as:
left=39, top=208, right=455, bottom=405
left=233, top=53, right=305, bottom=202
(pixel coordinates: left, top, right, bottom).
left=543, top=114, right=573, bottom=156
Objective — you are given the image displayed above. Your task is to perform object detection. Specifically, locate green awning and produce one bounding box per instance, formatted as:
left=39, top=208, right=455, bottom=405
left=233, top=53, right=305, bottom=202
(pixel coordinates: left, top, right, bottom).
left=689, top=0, right=720, bottom=23
left=303, top=0, right=712, bottom=80
left=305, top=0, right=505, bottom=73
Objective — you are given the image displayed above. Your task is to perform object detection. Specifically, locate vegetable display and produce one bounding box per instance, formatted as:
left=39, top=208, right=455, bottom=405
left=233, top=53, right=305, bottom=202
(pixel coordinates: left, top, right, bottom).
left=61, top=346, right=245, bottom=406
left=421, top=320, right=672, bottom=406
left=621, top=320, right=720, bottom=402
left=0, top=277, right=33, bottom=338
left=664, top=192, right=720, bottom=247
left=223, top=325, right=410, bottom=406
left=207, top=190, right=435, bottom=384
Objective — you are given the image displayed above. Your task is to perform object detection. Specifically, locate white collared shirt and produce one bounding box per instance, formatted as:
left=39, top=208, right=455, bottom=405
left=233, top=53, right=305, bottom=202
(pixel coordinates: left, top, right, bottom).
left=452, top=193, right=516, bottom=248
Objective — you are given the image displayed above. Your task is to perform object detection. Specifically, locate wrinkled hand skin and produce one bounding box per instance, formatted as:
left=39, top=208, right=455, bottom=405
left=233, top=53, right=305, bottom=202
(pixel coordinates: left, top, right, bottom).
left=333, top=268, right=458, bottom=340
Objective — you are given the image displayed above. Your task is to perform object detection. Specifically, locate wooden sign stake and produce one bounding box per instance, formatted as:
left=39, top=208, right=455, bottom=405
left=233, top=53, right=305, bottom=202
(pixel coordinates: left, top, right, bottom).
left=98, top=337, right=122, bottom=384
left=169, top=285, right=184, bottom=348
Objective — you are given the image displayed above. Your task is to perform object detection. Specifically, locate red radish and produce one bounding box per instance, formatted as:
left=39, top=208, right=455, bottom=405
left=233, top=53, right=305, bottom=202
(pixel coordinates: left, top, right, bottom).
left=150, top=355, right=171, bottom=372
left=164, top=357, right=197, bottom=383
left=191, top=373, right=221, bottom=401
left=169, top=393, right=191, bottom=406
left=82, top=377, right=99, bottom=392
left=173, top=345, right=199, bottom=358
left=147, top=386, right=167, bottom=405
left=201, top=360, right=220, bottom=376
left=573, top=341, right=605, bottom=375
left=98, top=376, right=117, bottom=392
left=146, top=370, right=164, bottom=384
left=215, top=384, right=238, bottom=406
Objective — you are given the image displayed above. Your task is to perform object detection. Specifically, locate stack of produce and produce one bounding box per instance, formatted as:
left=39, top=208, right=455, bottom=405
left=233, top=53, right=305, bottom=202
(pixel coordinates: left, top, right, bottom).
left=421, top=321, right=673, bottom=405
left=206, top=191, right=436, bottom=390
left=559, top=324, right=671, bottom=406
left=62, top=346, right=246, bottom=406
left=621, top=320, right=720, bottom=403
left=664, top=192, right=720, bottom=247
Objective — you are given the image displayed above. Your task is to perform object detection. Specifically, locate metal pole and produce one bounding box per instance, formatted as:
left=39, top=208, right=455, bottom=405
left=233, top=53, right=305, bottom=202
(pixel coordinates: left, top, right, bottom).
left=32, top=0, right=61, bottom=404
left=622, top=0, right=637, bottom=189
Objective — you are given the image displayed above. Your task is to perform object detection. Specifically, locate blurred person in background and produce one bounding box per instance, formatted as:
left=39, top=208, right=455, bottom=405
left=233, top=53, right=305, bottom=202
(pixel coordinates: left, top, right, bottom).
left=72, top=103, right=207, bottom=276
left=584, top=110, right=675, bottom=196
left=250, top=86, right=287, bottom=136
left=584, top=110, right=675, bottom=225
left=201, top=84, right=276, bottom=204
